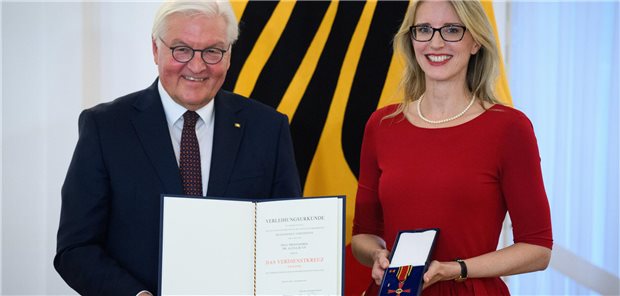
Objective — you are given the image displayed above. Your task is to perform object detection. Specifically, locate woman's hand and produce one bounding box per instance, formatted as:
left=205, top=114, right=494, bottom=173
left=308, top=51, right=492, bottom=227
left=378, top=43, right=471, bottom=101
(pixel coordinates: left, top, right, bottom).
left=422, top=260, right=461, bottom=289
left=371, top=249, right=391, bottom=285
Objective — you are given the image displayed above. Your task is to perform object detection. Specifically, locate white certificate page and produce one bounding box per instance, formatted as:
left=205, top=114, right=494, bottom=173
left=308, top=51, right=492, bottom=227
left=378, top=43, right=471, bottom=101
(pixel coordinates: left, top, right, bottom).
left=255, top=197, right=343, bottom=295
left=160, top=197, right=255, bottom=295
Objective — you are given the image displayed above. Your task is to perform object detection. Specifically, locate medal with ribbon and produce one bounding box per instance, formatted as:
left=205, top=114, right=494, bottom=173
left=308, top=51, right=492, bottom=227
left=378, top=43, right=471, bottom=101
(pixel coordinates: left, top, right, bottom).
left=387, top=265, right=412, bottom=295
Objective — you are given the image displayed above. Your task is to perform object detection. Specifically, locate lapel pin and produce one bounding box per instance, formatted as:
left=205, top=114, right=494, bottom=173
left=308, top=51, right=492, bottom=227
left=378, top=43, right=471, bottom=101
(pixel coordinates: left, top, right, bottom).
left=234, top=123, right=241, bottom=128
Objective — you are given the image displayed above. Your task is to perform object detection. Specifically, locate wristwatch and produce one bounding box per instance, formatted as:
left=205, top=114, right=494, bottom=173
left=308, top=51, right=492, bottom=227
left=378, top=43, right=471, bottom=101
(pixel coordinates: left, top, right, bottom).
left=454, top=258, right=468, bottom=282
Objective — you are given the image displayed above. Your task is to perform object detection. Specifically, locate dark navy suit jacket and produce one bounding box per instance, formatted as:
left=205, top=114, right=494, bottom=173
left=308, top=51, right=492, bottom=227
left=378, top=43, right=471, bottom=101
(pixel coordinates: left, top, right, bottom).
left=54, top=80, right=301, bottom=295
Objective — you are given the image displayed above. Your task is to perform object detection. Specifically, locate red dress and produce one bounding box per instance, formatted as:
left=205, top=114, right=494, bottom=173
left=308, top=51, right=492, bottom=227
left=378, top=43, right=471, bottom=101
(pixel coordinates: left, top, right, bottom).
left=353, top=104, right=553, bottom=295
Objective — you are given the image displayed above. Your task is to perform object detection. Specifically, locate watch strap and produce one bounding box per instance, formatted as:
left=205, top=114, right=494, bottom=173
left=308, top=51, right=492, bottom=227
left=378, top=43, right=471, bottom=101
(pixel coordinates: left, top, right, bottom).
left=455, top=258, right=468, bottom=282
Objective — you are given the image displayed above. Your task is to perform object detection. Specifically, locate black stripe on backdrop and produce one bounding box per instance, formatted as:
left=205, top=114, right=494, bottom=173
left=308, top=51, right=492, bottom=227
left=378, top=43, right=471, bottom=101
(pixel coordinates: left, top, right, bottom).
left=223, top=1, right=278, bottom=91
left=250, top=1, right=330, bottom=108
left=289, top=1, right=365, bottom=187
left=342, top=1, right=409, bottom=179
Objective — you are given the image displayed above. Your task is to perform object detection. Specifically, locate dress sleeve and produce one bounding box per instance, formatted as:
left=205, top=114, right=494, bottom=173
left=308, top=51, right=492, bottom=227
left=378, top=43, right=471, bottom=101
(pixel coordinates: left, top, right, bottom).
left=353, top=111, right=385, bottom=237
left=500, top=113, right=553, bottom=249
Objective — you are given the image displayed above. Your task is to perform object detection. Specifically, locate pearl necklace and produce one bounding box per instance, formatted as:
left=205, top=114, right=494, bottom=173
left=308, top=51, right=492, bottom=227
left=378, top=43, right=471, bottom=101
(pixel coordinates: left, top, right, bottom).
left=416, top=94, right=476, bottom=124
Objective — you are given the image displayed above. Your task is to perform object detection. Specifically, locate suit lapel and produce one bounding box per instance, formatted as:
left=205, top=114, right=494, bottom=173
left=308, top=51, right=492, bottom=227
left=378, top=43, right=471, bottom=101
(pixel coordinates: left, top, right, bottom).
left=131, top=80, right=183, bottom=195
left=207, top=91, right=245, bottom=196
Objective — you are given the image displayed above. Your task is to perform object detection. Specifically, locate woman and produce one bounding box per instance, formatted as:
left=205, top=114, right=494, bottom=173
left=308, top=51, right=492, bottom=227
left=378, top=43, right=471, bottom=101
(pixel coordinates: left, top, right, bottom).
left=351, top=0, right=553, bottom=295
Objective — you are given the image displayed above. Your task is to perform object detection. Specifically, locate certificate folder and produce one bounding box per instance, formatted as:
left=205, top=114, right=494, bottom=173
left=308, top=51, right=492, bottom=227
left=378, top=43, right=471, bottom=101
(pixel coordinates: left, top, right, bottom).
left=378, top=228, right=439, bottom=296
left=158, top=195, right=345, bottom=296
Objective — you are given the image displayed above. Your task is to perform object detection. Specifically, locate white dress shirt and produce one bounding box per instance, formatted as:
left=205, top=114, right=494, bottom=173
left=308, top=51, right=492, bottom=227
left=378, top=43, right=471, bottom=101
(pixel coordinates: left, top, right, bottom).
left=158, top=81, right=214, bottom=196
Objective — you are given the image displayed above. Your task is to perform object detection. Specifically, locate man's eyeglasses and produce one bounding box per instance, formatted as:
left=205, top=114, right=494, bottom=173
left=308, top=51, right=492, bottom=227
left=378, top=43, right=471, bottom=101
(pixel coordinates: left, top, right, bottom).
left=158, top=38, right=229, bottom=64
left=410, top=25, right=467, bottom=42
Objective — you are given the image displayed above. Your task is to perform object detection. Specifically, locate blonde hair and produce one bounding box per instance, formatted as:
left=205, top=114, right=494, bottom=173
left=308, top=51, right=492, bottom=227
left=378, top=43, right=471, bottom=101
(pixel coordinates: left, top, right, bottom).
left=389, top=0, right=500, bottom=118
left=152, top=0, right=239, bottom=45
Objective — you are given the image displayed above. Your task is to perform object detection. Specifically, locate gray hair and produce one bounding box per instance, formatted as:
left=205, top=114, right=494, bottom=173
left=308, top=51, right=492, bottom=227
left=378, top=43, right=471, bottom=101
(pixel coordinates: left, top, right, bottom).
left=152, top=0, right=239, bottom=45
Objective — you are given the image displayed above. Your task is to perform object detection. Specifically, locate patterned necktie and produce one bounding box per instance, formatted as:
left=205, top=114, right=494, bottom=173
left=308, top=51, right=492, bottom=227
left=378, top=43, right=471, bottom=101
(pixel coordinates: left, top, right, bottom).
left=180, top=111, right=202, bottom=196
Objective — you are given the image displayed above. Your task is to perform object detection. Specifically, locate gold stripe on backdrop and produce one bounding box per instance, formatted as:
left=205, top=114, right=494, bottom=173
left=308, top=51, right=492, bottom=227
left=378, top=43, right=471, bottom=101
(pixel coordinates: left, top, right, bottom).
left=376, top=0, right=412, bottom=109
left=277, top=1, right=339, bottom=121
left=229, top=0, right=249, bottom=21
left=233, top=1, right=296, bottom=97
left=481, top=1, right=513, bottom=105
left=377, top=50, right=405, bottom=109
left=303, top=0, right=377, bottom=244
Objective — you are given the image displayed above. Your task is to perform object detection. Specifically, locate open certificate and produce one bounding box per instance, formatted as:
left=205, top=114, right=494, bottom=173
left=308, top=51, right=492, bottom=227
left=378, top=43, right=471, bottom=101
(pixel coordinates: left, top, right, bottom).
left=158, top=195, right=345, bottom=295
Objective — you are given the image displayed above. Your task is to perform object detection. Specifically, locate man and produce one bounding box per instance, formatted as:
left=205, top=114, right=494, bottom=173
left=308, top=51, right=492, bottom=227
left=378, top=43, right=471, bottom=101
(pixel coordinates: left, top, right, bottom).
left=54, top=1, right=301, bottom=295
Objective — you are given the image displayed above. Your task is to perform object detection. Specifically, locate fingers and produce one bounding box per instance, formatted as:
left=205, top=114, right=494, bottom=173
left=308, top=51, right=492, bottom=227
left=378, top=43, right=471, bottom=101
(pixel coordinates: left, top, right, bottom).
left=422, top=260, right=440, bottom=287
left=372, top=265, right=386, bottom=285
left=379, top=255, right=390, bottom=269
left=374, top=274, right=383, bottom=285
left=423, top=263, right=436, bottom=282
left=372, top=251, right=390, bottom=285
